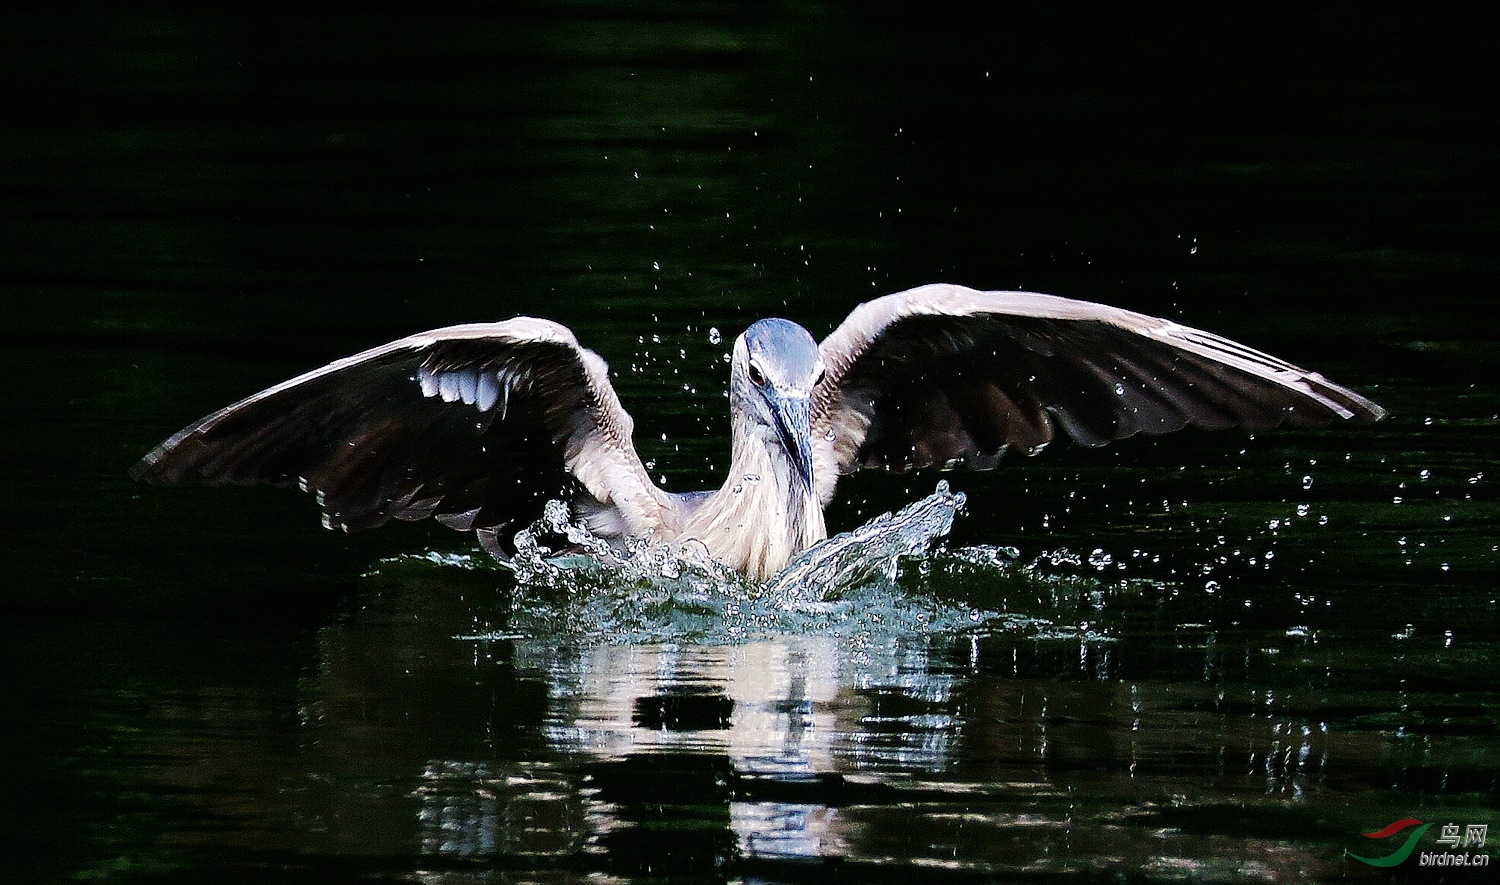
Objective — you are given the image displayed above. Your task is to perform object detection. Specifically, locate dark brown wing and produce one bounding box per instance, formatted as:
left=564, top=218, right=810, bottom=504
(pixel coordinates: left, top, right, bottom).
left=132, top=319, right=672, bottom=551
left=810, top=285, right=1385, bottom=505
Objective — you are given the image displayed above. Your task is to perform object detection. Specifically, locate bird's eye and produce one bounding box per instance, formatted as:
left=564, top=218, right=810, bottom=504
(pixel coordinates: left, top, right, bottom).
left=748, top=364, right=766, bottom=387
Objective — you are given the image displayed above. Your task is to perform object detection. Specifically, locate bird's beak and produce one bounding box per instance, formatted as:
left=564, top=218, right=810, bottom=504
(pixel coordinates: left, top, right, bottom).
left=770, top=393, right=814, bottom=490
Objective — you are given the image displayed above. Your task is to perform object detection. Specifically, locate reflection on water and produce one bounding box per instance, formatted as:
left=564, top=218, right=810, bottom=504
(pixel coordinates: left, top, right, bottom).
left=4, top=2, right=1496, bottom=882
left=249, top=561, right=1490, bottom=882
left=13, top=535, right=1496, bottom=880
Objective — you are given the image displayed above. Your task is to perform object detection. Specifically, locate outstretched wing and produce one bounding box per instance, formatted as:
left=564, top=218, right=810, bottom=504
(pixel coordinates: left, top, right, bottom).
left=810, top=284, right=1386, bottom=505
left=132, top=319, right=674, bottom=551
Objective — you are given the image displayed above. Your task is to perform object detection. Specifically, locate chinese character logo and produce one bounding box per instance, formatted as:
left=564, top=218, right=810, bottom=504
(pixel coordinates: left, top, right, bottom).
left=1347, top=819, right=1432, bottom=867
left=1436, top=823, right=1487, bottom=848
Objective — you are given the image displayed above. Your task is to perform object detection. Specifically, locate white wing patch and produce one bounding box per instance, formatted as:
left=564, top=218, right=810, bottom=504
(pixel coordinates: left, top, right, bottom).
left=418, top=366, right=507, bottom=415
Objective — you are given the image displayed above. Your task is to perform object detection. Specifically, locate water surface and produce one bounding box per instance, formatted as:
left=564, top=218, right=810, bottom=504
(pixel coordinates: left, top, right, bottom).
left=3, top=4, right=1496, bottom=882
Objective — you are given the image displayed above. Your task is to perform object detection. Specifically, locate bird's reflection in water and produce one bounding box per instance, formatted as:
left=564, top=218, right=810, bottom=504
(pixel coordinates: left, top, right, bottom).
left=342, top=609, right=964, bottom=868
left=541, top=638, right=861, bottom=862
left=544, top=640, right=847, bottom=767
left=299, top=573, right=1375, bottom=880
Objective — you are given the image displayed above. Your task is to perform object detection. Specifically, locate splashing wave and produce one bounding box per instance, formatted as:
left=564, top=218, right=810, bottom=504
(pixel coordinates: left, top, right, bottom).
left=378, top=482, right=1137, bottom=645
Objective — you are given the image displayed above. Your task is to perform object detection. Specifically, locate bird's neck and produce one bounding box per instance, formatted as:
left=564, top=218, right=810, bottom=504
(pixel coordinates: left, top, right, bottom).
left=684, top=421, right=827, bottom=582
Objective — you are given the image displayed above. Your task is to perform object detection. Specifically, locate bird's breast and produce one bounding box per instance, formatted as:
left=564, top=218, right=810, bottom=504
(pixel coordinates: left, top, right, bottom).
left=680, top=461, right=827, bottom=582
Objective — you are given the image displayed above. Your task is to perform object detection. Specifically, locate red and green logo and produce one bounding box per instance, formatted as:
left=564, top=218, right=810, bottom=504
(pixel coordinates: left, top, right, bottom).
left=1347, top=819, right=1433, bottom=867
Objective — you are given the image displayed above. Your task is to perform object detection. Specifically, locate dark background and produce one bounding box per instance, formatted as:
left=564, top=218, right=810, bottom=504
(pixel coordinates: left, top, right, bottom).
left=3, top=3, right=1495, bottom=882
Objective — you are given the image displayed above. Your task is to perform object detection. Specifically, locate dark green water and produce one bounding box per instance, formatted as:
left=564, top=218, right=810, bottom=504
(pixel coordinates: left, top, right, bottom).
left=4, top=4, right=1496, bottom=882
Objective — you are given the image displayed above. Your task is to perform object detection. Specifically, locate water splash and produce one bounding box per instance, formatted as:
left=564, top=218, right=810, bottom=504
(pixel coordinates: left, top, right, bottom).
left=451, top=483, right=995, bottom=643
left=504, top=482, right=966, bottom=601
left=504, top=499, right=748, bottom=592
left=378, top=482, right=1134, bottom=646
left=766, top=481, right=967, bottom=600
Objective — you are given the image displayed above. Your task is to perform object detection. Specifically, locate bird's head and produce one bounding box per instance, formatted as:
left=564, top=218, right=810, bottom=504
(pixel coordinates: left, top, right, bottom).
left=731, top=319, right=826, bottom=490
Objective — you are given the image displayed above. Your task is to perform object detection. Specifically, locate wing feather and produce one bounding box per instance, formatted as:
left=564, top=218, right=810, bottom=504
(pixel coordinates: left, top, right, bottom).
left=811, top=284, right=1385, bottom=505
left=132, top=319, right=673, bottom=550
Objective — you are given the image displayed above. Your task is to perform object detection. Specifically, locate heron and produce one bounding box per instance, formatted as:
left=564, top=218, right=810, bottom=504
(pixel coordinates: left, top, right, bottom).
left=133, top=284, right=1385, bottom=581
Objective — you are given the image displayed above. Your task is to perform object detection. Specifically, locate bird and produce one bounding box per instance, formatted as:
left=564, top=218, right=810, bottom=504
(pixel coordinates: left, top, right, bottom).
left=132, top=283, right=1386, bottom=581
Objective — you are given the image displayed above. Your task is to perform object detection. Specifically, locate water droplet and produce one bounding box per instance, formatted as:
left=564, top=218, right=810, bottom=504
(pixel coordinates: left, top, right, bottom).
left=708, top=327, right=722, bottom=344
left=1114, top=382, right=1125, bottom=396
left=1302, top=475, right=1314, bottom=490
